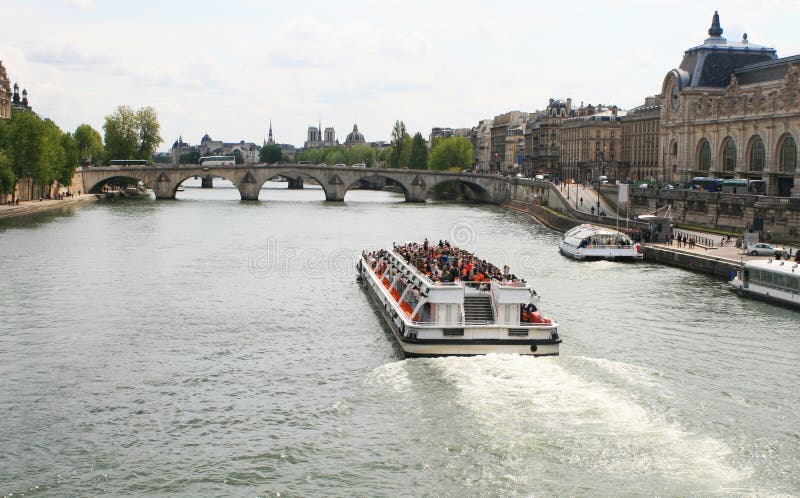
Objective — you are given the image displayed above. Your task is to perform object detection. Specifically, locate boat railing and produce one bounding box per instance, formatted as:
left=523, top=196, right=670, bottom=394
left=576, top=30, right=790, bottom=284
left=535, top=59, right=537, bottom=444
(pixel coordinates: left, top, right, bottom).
left=407, top=320, right=556, bottom=328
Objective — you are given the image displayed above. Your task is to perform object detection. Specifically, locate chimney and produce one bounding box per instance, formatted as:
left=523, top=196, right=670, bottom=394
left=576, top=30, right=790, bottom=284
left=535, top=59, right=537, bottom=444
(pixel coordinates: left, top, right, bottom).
left=566, top=98, right=572, bottom=112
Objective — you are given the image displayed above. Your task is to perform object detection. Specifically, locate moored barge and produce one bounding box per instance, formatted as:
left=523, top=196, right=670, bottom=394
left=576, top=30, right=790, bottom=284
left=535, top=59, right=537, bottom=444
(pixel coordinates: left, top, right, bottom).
left=357, top=241, right=560, bottom=357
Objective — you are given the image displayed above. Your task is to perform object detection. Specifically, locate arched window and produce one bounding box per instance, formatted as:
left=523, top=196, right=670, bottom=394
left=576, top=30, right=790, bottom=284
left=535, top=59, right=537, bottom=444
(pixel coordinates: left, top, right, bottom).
left=698, top=139, right=711, bottom=171
left=749, top=137, right=765, bottom=171
left=779, top=135, right=797, bottom=173
left=722, top=137, right=736, bottom=172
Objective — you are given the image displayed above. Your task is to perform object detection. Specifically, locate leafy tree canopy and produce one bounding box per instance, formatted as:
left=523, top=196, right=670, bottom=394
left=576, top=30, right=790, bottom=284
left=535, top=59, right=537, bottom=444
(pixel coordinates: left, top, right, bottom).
left=259, top=144, right=283, bottom=164
left=428, top=136, right=474, bottom=171
left=408, top=132, right=428, bottom=170
left=103, top=105, right=162, bottom=164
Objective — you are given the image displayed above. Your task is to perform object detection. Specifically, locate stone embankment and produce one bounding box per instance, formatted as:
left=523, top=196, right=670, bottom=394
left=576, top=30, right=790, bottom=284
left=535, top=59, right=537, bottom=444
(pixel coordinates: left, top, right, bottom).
left=503, top=185, right=760, bottom=280
left=0, top=194, right=101, bottom=220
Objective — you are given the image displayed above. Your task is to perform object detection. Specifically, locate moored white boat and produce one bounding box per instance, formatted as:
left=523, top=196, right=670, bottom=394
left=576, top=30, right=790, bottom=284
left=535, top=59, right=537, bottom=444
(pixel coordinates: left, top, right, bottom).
left=559, top=224, right=642, bottom=260
left=358, top=241, right=561, bottom=357
left=730, top=259, right=800, bottom=309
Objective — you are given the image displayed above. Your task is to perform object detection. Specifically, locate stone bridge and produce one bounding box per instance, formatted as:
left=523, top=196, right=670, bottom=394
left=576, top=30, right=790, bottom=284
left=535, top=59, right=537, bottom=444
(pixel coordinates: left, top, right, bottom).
left=76, top=163, right=514, bottom=203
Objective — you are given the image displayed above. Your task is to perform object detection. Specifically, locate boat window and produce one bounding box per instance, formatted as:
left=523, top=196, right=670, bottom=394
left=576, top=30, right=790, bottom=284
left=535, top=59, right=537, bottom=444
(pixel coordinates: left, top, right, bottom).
left=788, top=274, right=800, bottom=291
left=773, top=273, right=787, bottom=290
left=443, top=328, right=464, bottom=336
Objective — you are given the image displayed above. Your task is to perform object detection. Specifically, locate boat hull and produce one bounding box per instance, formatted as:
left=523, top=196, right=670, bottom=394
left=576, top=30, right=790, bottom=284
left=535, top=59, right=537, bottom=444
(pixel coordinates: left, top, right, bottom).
left=730, top=278, right=800, bottom=309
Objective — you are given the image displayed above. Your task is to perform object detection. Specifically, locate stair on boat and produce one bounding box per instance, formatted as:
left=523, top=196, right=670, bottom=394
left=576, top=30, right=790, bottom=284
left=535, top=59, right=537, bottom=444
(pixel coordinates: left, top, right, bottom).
left=464, top=295, right=494, bottom=325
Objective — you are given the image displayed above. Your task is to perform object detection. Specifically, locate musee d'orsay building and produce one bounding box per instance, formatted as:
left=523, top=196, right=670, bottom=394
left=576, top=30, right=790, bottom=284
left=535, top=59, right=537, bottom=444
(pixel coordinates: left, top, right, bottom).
left=661, top=11, right=800, bottom=196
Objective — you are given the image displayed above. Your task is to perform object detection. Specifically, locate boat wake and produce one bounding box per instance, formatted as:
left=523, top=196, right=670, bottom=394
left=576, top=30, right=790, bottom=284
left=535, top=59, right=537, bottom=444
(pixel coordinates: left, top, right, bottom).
left=368, top=354, right=749, bottom=493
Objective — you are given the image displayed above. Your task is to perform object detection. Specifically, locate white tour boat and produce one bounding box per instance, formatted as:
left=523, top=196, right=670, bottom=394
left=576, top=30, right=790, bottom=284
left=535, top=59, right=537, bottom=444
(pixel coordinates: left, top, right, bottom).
left=357, top=242, right=560, bottom=357
left=559, top=224, right=643, bottom=260
left=730, top=259, right=800, bottom=309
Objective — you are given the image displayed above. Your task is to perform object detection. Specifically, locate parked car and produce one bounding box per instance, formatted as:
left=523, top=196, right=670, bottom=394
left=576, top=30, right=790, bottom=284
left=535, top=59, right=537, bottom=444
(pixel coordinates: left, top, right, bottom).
left=745, top=243, right=780, bottom=256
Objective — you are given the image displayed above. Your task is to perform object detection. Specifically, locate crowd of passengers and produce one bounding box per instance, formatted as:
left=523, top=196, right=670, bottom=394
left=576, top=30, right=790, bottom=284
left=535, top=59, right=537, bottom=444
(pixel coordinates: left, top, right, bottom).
left=577, top=233, right=634, bottom=248
left=390, top=239, right=527, bottom=285
left=363, top=240, right=538, bottom=324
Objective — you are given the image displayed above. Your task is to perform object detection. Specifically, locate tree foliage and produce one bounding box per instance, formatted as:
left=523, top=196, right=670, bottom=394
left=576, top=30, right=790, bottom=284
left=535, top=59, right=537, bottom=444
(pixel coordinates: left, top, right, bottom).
left=103, top=105, right=163, bottom=163
left=0, top=109, right=81, bottom=199
left=408, top=132, right=428, bottom=169
left=74, top=123, right=104, bottom=165
left=428, top=136, right=474, bottom=171
left=179, top=149, right=201, bottom=164
left=294, top=145, right=377, bottom=166
left=259, top=144, right=283, bottom=164
left=387, top=120, right=411, bottom=168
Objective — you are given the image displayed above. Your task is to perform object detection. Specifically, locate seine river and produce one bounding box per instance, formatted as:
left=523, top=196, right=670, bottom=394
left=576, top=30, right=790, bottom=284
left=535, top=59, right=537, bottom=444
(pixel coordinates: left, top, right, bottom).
left=1, top=183, right=798, bottom=496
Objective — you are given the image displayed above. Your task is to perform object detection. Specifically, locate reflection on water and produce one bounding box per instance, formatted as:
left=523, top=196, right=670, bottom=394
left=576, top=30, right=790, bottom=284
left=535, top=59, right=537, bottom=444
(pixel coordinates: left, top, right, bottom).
left=0, top=187, right=797, bottom=496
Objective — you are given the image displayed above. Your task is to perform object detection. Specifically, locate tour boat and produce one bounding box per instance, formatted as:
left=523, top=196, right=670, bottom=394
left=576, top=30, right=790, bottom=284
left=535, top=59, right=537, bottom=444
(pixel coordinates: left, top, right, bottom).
left=559, top=224, right=643, bottom=260
left=357, top=242, right=560, bottom=357
left=730, top=259, right=800, bottom=309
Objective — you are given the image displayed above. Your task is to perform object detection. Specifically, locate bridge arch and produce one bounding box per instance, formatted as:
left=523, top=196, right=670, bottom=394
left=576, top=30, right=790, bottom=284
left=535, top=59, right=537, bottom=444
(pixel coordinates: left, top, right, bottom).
left=343, top=173, right=413, bottom=202
left=175, top=173, right=242, bottom=199
left=425, top=177, right=493, bottom=202
left=259, top=169, right=330, bottom=201
left=87, top=174, right=147, bottom=195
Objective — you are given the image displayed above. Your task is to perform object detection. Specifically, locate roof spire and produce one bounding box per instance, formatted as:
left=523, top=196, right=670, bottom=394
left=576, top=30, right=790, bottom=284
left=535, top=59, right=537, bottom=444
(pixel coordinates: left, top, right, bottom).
left=708, top=10, right=723, bottom=37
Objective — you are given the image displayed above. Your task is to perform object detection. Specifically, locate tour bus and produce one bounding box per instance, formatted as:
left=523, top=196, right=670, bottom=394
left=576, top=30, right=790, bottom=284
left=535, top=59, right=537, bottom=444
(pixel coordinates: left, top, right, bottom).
left=199, top=156, right=236, bottom=166
left=691, top=177, right=723, bottom=192
left=721, top=179, right=767, bottom=194
left=109, top=159, right=149, bottom=167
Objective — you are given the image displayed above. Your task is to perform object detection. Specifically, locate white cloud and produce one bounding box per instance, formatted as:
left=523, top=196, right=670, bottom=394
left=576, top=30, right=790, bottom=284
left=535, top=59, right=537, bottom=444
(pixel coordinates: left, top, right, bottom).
left=57, top=0, right=96, bottom=11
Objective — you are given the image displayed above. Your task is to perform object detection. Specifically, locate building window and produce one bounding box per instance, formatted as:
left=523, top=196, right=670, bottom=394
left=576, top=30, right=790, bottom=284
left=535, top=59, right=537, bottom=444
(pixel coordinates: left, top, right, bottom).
left=698, top=139, right=711, bottom=171
left=722, top=137, right=736, bottom=172
left=749, top=137, right=765, bottom=171
left=779, top=135, right=797, bottom=173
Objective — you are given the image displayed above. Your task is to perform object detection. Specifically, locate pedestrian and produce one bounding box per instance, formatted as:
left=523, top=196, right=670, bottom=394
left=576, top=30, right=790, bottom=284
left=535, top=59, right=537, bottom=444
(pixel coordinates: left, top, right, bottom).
left=579, top=197, right=583, bottom=207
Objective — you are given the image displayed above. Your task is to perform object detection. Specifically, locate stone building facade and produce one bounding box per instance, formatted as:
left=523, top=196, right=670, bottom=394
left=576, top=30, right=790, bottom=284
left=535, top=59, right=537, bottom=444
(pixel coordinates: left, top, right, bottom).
left=490, top=111, right=527, bottom=172
left=621, top=95, right=661, bottom=181
left=660, top=11, right=800, bottom=197
left=559, top=105, right=624, bottom=182
left=524, top=98, right=575, bottom=178
left=472, top=119, right=493, bottom=171
left=0, top=60, right=10, bottom=119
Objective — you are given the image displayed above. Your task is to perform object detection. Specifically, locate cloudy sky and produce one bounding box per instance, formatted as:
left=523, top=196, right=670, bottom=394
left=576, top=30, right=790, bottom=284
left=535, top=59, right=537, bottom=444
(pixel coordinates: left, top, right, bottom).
left=3, top=0, right=800, bottom=150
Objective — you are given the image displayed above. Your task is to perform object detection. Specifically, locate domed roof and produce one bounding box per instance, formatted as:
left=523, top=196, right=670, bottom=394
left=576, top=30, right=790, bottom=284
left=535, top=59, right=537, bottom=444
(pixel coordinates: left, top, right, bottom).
left=345, top=123, right=365, bottom=143
left=201, top=134, right=212, bottom=143
left=678, top=11, right=777, bottom=88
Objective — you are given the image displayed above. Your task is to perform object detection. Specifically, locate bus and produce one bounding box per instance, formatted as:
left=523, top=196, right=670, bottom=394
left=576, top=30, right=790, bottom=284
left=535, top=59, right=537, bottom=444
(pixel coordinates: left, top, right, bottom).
left=722, top=179, right=748, bottom=194
left=199, top=156, right=236, bottom=166
left=109, top=159, right=149, bottom=167
left=691, top=177, right=723, bottom=192
left=722, top=179, right=767, bottom=194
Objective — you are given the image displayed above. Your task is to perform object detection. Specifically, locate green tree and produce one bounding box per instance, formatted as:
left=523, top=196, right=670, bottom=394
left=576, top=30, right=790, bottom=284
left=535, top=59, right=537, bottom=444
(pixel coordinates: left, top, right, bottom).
left=103, top=105, right=162, bottom=163
left=59, top=131, right=79, bottom=186
left=0, top=151, right=15, bottom=199
left=232, top=149, right=243, bottom=164
left=388, top=120, right=411, bottom=168
left=179, top=149, right=201, bottom=164
left=345, top=144, right=377, bottom=166
left=259, top=144, right=283, bottom=164
left=408, top=132, right=428, bottom=169
left=137, top=106, right=162, bottom=161
left=74, top=123, right=104, bottom=165
left=428, top=136, right=474, bottom=171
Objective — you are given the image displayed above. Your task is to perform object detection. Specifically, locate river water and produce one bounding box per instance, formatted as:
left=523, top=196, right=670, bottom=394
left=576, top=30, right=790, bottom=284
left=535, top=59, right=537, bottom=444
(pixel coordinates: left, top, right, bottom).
left=1, top=183, right=798, bottom=496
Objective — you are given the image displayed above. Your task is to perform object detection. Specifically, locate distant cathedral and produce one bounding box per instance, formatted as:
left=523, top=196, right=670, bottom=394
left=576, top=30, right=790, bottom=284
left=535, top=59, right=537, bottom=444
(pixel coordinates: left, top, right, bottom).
left=304, top=122, right=337, bottom=149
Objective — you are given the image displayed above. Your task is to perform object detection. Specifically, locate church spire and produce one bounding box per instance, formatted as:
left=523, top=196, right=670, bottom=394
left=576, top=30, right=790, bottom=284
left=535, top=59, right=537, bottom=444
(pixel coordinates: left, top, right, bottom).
left=708, top=10, right=723, bottom=38
left=268, top=120, right=274, bottom=145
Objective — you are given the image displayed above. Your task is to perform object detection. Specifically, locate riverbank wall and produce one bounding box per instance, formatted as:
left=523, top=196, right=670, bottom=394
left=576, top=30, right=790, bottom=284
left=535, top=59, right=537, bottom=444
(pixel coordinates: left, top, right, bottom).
left=0, top=194, right=102, bottom=220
